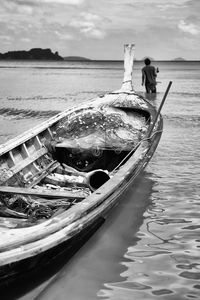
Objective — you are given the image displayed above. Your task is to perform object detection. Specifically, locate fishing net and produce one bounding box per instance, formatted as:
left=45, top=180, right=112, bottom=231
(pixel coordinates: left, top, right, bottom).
left=54, top=106, right=148, bottom=152
left=0, top=193, right=72, bottom=222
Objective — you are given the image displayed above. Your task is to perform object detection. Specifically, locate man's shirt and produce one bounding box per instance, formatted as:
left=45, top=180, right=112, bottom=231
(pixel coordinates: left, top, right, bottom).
left=142, top=65, right=157, bottom=84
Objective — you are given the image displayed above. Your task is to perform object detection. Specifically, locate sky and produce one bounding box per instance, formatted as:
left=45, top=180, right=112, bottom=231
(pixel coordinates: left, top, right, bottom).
left=0, top=0, right=200, bottom=60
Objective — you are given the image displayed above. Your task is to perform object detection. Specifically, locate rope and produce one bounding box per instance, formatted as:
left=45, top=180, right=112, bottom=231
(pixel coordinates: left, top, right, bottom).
left=111, top=129, right=163, bottom=173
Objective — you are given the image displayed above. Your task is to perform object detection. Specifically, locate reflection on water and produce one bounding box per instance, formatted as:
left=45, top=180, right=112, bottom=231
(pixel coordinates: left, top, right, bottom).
left=98, top=118, right=200, bottom=299
left=98, top=191, right=200, bottom=299
left=144, top=92, right=157, bottom=102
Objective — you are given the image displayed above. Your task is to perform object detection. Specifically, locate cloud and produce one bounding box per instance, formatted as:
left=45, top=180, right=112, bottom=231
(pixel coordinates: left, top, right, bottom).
left=124, top=0, right=187, bottom=3
left=70, top=13, right=106, bottom=39
left=17, top=5, right=33, bottom=14
left=1, top=0, right=200, bottom=59
left=157, top=3, right=186, bottom=11
left=20, top=37, right=31, bottom=42
left=178, top=20, right=199, bottom=35
left=54, top=30, right=73, bottom=40
left=80, top=27, right=105, bottom=39
left=0, top=35, right=12, bottom=41
left=0, top=34, right=13, bottom=45
left=40, top=0, right=84, bottom=4
left=7, top=0, right=84, bottom=4
left=81, top=12, right=100, bottom=22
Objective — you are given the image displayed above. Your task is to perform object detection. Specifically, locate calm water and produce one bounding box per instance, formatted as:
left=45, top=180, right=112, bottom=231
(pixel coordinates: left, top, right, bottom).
left=0, top=60, right=200, bottom=299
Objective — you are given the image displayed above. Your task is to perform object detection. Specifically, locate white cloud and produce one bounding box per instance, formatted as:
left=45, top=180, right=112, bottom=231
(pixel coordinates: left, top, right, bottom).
left=0, top=35, right=13, bottom=45
left=70, top=20, right=94, bottom=29
left=3, top=0, right=84, bottom=7
left=80, top=27, right=105, bottom=39
left=80, top=12, right=101, bottom=22
left=1, top=0, right=200, bottom=59
left=0, top=35, right=12, bottom=41
left=157, top=4, right=186, bottom=11
left=42, top=0, right=84, bottom=4
left=70, top=13, right=106, bottom=39
left=54, top=30, right=73, bottom=40
left=178, top=20, right=199, bottom=35
left=17, top=5, right=33, bottom=14
left=21, top=37, right=31, bottom=42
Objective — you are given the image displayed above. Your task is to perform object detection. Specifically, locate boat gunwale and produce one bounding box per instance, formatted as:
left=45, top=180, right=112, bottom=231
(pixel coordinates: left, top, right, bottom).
left=0, top=107, right=162, bottom=257
left=0, top=90, right=152, bottom=156
left=0, top=115, right=163, bottom=266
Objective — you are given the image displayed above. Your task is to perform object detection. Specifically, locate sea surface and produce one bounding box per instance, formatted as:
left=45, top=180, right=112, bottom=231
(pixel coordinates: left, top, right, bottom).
left=0, top=60, right=200, bottom=300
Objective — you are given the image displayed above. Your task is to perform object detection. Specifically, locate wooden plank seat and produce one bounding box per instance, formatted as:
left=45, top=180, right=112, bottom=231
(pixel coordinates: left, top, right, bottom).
left=0, top=186, right=87, bottom=199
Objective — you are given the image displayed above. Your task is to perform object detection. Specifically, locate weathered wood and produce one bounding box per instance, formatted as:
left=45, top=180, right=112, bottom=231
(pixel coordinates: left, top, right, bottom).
left=21, top=143, right=29, bottom=157
left=8, top=151, right=15, bottom=165
left=0, top=109, right=72, bottom=156
left=121, top=44, right=135, bottom=91
left=34, top=135, right=42, bottom=149
left=0, top=217, right=29, bottom=228
left=0, top=130, right=163, bottom=262
left=0, top=207, right=27, bottom=219
left=0, top=185, right=87, bottom=199
left=27, top=161, right=60, bottom=188
left=47, top=128, right=53, bottom=138
left=7, top=147, right=47, bottom=176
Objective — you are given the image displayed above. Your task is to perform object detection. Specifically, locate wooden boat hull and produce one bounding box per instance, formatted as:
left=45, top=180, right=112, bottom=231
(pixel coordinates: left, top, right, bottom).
left=0, top=215, right=105, bottom=289
left=0, top=44, right=165, bottom=285
left=0, top=120, right=162, bottom=285
left=0, top=107, right=162, bottom=284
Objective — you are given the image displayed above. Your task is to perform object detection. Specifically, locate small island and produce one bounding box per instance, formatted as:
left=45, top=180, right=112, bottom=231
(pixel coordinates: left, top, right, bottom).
left=0, top=48, right=64, bottom=60
left=63, top=56, right=91, bottom=61
left=173, top=57, right=186, bottom=61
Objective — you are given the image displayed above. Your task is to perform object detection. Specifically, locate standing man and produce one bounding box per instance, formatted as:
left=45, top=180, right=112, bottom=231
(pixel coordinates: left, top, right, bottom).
left=142, top=58, right=158, bottom=93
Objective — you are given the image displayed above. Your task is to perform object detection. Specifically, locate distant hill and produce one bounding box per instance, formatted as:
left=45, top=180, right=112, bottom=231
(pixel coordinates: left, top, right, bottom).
left=173, top=57, right=186, bottom=61
left=0, top=48, right=64, bottom=60
left=64, top=56, right=91, bottom=61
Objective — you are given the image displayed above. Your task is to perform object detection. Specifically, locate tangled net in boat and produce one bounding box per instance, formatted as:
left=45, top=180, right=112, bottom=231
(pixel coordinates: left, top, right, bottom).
left=53, top=107, right=148, bottom=151
left=0, top=194, right=72, bottom=221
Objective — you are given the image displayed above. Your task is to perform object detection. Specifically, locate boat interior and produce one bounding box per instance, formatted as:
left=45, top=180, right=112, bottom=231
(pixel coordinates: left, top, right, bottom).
left=0, top=105, right=151, bottom=226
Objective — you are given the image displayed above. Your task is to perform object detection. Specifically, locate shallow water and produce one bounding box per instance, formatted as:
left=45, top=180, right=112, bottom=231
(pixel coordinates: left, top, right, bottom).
left=0, top=60, right=200, bottom=299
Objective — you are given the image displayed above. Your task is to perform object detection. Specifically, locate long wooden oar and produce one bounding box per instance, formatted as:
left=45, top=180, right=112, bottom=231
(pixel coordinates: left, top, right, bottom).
left=147, top=81, right=172, bottom=138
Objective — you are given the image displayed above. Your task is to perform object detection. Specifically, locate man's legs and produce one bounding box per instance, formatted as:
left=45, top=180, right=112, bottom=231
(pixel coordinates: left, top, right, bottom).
left=150, top=83, right=157, bottom=93
left=145, top=84, right=151, bottom=93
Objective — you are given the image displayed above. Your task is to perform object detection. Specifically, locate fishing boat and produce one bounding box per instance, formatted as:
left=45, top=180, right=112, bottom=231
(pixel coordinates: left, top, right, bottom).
left=0, top=44, right=170, bottom=285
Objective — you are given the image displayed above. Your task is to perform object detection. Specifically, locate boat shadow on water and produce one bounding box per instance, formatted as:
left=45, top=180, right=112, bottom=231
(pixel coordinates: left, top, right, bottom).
left=0, top=173, right=156, bottom=300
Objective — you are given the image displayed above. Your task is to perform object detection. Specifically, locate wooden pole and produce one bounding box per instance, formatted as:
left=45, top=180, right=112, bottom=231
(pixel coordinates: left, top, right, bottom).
left=147, top=81, right=172, bottom=138
left=121, top=44, right=135, bottom=91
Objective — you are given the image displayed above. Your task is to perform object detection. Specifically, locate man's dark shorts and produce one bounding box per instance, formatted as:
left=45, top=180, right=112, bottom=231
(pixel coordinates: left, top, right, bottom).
left=145, top=82, right=157, bottom=93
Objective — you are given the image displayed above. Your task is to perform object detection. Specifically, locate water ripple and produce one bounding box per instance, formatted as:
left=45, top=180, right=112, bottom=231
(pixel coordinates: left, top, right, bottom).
left=0, top=108, right=59, bottom=119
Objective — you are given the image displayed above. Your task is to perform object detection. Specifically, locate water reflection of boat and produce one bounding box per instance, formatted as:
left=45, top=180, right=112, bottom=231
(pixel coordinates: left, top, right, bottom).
left=0, top=44, right=163, bottom=285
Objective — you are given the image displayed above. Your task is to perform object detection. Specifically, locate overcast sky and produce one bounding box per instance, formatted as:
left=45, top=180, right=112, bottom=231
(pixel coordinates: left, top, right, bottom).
left=0, top=0, right=200, bottom=60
